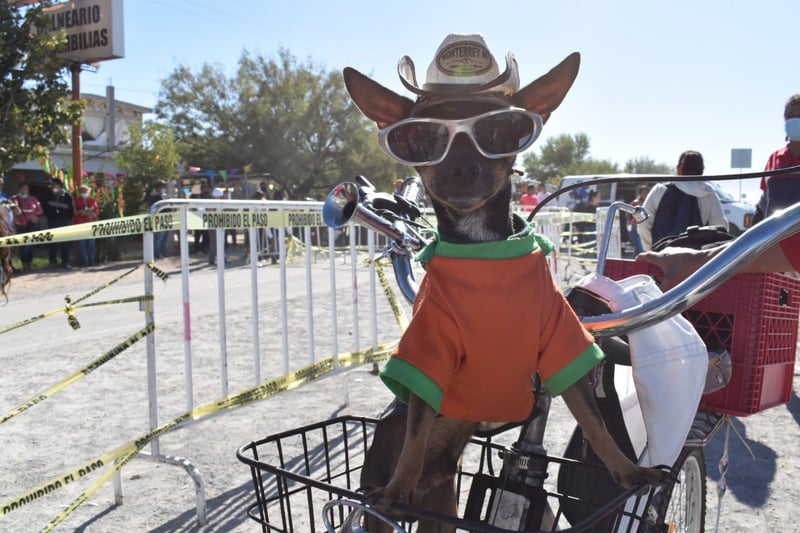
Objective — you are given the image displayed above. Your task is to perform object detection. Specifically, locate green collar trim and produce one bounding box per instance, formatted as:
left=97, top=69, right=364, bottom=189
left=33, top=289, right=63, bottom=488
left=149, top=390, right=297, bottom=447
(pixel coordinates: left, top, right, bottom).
left=416, top=216, right=556, bottom=263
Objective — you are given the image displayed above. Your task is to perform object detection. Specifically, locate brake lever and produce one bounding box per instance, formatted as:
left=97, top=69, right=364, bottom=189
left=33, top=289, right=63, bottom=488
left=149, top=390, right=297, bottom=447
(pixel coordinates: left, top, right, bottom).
left=355, top=175, right=423, bottom=221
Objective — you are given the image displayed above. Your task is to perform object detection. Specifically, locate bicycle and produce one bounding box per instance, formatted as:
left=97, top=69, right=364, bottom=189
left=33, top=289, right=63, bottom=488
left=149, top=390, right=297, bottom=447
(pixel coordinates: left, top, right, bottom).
left=237, top=175, right=800, bottom=532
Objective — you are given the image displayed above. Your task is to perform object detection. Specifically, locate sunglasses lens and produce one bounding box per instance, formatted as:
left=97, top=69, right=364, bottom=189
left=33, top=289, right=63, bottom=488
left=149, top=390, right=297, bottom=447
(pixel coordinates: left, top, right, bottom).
left=473, top=111, right=537, bottom=155
left=386, top=122, right=450, bottom=164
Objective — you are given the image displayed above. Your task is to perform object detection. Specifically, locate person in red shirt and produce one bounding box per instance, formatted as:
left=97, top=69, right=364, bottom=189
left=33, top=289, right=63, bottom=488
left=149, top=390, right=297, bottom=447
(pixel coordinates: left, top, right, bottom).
left=518, top=183, right=539, bottom=211
left=755, top=94, right=800, bottom=267
left=73, top=184, right=100, bottom=267
left=11, top=183, right=44, bottom=272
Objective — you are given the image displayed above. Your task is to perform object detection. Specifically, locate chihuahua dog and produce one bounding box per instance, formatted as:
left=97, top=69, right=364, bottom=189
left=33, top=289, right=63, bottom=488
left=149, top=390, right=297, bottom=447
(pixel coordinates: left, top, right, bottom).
left=344, top=34, right=663, bottom=532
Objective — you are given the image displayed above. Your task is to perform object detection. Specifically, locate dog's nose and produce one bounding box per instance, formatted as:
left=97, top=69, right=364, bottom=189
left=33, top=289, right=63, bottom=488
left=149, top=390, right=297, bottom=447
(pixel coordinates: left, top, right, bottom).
left=446, top=134, right=484, bottom=178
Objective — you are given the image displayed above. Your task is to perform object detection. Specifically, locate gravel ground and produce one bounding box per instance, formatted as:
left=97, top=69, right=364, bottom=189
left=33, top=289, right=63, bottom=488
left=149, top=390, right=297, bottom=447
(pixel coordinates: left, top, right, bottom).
left=0, top=249, right=798, bottom=533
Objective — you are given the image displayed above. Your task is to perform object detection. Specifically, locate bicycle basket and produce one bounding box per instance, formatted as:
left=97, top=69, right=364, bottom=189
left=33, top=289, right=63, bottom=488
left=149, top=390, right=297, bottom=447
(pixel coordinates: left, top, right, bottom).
left=236, top=415, right=659, bottom=532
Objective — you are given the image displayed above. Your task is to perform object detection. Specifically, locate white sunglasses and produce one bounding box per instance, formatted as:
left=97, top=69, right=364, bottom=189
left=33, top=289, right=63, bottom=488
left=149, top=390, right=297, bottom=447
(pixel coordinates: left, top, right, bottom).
left=378, top=108, right=543, bottom=166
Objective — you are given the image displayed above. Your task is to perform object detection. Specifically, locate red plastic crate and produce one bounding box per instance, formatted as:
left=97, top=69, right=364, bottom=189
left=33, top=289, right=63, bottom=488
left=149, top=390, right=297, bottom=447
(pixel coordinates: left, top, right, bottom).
left=603, top=258, right=800, bottom=416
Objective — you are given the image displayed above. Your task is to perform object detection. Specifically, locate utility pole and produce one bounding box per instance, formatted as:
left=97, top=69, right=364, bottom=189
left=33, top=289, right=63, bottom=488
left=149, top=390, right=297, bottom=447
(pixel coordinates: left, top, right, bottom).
left=71, top=62, right=83, bottom=189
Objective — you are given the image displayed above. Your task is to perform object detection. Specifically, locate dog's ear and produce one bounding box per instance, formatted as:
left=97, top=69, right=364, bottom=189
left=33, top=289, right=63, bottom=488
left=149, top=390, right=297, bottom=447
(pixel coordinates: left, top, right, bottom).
left=343, top=67, right=415, bottom=128
left=512, top=52, right=580, bottom=124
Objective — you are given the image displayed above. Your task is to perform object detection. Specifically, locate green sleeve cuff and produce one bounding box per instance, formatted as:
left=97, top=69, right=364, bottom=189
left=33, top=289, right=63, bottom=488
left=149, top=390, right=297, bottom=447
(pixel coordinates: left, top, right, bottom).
left=380, top=358, right=444, bottom=413
left=544, top=343, right=605, bottom=396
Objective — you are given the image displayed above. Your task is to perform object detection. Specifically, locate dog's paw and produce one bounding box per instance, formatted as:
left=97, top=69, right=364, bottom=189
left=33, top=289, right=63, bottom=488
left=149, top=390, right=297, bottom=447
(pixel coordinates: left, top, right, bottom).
left=361, top=482, right=412, bottom=509
left=361, top=485, right=386, bottom=506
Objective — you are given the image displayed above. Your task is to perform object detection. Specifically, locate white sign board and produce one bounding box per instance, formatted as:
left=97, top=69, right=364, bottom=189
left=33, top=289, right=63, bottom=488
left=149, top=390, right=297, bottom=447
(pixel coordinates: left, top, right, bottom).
left=44, top=0, right=124, bottom=63
left=730, top=148, right=752, bottom=169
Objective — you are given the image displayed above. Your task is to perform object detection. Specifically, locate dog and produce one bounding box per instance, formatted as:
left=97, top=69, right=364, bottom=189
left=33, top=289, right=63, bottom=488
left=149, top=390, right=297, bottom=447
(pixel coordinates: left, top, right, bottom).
left=343, top=34, right=664, bottom=532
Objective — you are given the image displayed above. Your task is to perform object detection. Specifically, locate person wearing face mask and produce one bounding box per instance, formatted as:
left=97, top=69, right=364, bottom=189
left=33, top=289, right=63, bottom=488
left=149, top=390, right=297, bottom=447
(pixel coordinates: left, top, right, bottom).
left=43, top=178, right=75, bottom=268
left=752, top=94, right=800, bottom=223
left=11, top=183, right=43, bottom=272
left=73, top=184, right=100, bottom=267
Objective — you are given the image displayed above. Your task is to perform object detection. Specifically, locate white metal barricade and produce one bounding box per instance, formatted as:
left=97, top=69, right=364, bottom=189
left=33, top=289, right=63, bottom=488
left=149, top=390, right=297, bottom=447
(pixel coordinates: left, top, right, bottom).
left=135, top=198, right=405, bottom=523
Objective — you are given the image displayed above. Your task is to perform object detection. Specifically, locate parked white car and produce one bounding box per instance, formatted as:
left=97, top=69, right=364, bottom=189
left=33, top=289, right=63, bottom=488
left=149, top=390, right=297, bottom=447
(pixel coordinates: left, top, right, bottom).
left=554, top=174, right=755, bottom=235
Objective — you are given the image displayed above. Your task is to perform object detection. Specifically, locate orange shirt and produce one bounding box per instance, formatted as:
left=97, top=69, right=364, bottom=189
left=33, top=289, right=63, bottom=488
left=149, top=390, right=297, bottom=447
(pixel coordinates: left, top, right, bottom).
left=381, top=222, right=603, bottom=422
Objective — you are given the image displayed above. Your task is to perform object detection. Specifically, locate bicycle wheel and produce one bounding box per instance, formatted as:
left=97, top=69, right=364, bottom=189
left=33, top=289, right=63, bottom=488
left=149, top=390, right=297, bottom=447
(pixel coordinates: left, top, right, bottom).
left=652, top=446, right=706, bottom=533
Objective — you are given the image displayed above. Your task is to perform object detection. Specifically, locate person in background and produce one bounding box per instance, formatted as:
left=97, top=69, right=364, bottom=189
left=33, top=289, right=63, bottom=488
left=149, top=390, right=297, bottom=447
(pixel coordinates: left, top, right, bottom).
left=229, top=180, right=247, bottom=246
left=191, top=183, right=211, bottom=254
left=637, top=151, right=728, bottom=251
left=208, top=187, right=228, bottom=266
left=147, top=180, right=169, bottom=259
left=573, top=189, right=600, bottom=244
left=0, top=177, right=12, bottom=229
left=519, top=183, right=539, bottom=211
left=249, top=190, right=277, bottom=265
left=753, top=94, right=800, bottom=222
left=628, top=185, right=650, bottom=256
left=11, top=183, right=43, bottom=273
left=73, top=184, right=100, bottom=267
left=535, top=182, right=548, bottom=204
left=43, top=178, right=75, bottom=268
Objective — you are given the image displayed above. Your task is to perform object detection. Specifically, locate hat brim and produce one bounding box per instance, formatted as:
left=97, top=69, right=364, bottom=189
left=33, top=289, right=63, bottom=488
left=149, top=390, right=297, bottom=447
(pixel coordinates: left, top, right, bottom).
left=398, top=50, right=517, bottom=97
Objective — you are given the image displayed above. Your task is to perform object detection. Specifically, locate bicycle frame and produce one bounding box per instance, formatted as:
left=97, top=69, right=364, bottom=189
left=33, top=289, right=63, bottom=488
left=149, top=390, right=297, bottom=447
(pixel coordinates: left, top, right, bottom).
left=319, top=185, right=800, bottom=532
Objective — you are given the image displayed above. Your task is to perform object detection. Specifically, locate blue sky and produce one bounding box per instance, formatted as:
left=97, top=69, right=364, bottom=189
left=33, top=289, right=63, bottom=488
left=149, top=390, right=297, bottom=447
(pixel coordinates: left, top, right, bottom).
left=80, top=0, right=797, bottom=204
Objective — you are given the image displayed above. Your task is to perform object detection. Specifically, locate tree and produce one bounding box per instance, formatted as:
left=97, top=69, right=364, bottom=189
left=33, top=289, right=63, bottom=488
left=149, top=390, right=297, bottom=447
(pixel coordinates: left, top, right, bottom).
left=114, top=121, right=180, bottom=215
left=624, top=156, right=672, bottom=174
left=156, top=49, right=406, bottom=199
left=522, top=133, right=618, bottom=184
left=0, top=2, right=83, bottom=174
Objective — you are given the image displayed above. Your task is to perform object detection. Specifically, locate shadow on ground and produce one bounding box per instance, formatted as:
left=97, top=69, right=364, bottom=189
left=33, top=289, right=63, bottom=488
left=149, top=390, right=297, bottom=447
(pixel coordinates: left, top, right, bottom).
left=73, top=480, right=254, bottom=533
left=704, top=413, right=781, bottom=508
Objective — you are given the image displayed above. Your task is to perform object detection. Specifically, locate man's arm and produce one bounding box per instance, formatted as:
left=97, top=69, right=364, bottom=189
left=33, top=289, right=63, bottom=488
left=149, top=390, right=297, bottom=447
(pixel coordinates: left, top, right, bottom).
left=637, top=238, right=798, bottom=291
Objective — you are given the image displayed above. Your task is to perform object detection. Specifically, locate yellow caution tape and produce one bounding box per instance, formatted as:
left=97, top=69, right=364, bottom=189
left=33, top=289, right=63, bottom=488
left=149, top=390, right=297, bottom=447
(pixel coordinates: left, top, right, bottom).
left=146, top=261, right=169, bottom=282
left=0, top=213, right=179, bottom=248
left=67, top=263, right=142, bottom=306
left=0, top=260, right=160, bottom=336
left=186, top=210, right=326, bottom=230
left=367, top=258, right=408, bottom=333
left=1, top=342, right=397, bottom=528
left=0, top=294, right=152, bottom=336
left=0, top=324, right=155, bottom=426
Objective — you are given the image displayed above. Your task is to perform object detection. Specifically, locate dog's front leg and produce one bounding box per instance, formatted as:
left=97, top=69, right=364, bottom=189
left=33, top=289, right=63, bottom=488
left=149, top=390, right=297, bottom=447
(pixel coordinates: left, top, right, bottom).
left=380, top=392, right=436, bottom=506
left=561, top=375, right=665, bottom=488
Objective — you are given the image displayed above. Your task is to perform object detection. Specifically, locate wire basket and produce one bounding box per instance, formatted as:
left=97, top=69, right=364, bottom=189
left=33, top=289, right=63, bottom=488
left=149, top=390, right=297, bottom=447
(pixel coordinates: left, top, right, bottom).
left=237, top=416, right=661, bottom=532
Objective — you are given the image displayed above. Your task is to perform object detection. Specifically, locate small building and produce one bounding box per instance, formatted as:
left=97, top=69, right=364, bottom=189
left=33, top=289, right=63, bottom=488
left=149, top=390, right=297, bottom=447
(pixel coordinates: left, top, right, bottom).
left=3, top=90, right=151, bottom=200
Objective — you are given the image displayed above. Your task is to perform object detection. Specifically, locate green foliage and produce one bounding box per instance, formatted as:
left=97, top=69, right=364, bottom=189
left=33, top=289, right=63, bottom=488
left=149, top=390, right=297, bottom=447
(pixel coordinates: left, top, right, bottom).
left=623, top=156, right=672, bottom=174
left=114, top=122, right=180, bottom=215
left=0, top=2, right=84, bottom=174
left=156, top=49, right=405, bottom=199
left=522, top=133, right=618, bottom=184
